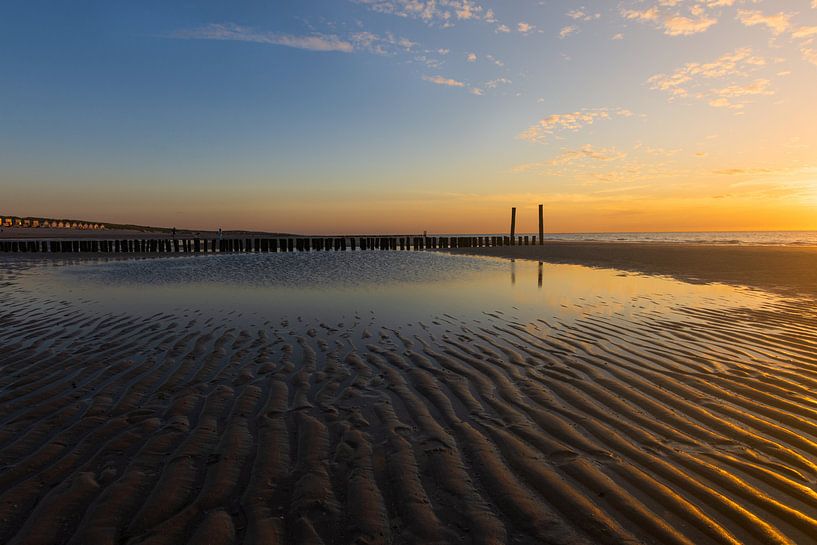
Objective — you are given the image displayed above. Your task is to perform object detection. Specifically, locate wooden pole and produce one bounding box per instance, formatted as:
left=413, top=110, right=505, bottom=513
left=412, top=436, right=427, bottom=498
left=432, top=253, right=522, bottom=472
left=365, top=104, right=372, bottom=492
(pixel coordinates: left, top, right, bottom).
left=510, top=207, right=517, bottom=245
left=539, top=204, right=544, bottom=245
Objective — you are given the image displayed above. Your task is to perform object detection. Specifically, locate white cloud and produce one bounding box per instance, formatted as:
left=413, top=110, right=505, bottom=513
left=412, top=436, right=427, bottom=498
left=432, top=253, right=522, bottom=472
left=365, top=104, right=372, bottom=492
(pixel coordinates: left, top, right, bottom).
left=466, top=52, right=477, bottom=62
left=170, top=23, right=354, bottom=52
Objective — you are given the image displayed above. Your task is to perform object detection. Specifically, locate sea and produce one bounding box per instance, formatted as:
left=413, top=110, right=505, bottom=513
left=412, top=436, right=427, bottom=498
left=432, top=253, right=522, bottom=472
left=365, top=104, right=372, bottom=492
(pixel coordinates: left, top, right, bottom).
left=452, top=231, right=817, bottom=246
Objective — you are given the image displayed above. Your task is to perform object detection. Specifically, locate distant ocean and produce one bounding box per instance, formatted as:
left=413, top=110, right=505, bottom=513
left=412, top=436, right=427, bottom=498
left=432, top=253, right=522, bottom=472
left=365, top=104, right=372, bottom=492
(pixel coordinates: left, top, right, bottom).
left=452, top=231, right=817, bottom=247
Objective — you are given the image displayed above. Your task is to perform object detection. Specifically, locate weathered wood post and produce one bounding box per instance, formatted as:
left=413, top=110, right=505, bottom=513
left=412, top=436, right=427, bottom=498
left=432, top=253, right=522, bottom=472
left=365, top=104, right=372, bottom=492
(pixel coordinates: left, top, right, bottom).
left=510, top=207, right=517, bottom=245
left=539, top=204, right=544, bottom=245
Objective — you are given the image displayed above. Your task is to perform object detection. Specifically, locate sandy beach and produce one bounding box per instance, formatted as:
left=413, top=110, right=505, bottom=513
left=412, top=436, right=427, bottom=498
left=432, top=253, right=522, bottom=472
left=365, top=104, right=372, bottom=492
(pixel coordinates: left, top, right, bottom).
left=448, top=242, right=817, bottom=299
left=1, top=251, right=817, bottom=545
left=6, top=0, right=817, bottom=541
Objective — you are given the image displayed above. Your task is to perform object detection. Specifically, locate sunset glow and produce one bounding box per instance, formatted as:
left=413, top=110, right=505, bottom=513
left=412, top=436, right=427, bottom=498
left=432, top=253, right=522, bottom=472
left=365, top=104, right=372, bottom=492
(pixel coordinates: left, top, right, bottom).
left=2, top=0, right=816, bottom=233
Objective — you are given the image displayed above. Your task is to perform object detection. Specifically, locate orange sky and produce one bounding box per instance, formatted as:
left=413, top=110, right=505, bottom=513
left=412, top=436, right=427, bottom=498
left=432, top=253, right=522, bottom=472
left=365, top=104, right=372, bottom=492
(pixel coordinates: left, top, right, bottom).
left=2, top=0, right=816, bottom=234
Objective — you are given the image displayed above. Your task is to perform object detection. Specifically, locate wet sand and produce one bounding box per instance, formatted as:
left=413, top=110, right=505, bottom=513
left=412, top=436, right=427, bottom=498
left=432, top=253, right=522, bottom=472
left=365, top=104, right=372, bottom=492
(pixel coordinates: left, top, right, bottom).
left=2, top=255, right=817, bottom=545
left=448, top=242, right=817, bottom=298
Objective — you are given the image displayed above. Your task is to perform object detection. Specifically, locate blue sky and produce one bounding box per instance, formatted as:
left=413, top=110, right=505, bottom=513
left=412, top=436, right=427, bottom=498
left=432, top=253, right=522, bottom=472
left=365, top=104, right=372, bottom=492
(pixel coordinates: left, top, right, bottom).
left=2, top=0, right=816, bottom=233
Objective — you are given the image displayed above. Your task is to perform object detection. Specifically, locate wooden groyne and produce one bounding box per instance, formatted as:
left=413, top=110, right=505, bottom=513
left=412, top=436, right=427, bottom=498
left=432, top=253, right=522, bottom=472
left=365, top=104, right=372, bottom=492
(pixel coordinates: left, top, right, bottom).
left=0, top=235, right=543, bottom=254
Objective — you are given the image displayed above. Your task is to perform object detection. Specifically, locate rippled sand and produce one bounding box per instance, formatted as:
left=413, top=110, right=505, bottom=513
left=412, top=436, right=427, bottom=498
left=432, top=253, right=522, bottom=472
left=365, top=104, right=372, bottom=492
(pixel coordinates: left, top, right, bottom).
left=1, top=254, right=817, bottom=545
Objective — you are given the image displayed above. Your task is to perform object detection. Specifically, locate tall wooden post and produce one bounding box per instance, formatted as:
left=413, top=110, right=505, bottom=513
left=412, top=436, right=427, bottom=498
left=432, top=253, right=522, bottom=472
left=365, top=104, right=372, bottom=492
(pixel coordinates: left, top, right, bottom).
left=510, top=207, right=517, bottom=245
left=538, top=204, right=544, bottom=245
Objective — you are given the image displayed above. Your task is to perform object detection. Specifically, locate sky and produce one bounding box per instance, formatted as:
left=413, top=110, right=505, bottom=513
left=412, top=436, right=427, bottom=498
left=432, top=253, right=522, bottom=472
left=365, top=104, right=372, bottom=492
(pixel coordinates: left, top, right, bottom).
left=1, top=0, right=816, bottom=234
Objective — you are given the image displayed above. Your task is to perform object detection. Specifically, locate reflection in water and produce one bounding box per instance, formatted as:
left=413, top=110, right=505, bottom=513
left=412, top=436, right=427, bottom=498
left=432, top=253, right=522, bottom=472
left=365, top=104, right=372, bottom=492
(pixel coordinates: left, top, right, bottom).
left=1, top=252, right=814, bottom=545
left=13, top=251, right=780, bottom=330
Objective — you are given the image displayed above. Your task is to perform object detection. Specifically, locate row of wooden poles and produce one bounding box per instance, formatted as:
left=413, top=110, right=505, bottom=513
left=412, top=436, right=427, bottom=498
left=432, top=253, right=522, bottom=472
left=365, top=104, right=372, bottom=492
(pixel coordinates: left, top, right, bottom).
left=0, top=206, right=546, bottom=254
left=0, top=234, right=544, bottom=254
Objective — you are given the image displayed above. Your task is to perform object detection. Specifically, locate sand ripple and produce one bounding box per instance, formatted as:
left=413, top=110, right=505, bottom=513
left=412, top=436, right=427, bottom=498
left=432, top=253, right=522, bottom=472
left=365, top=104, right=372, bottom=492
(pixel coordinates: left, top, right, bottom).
left=1, top=262, right=817, bottom=544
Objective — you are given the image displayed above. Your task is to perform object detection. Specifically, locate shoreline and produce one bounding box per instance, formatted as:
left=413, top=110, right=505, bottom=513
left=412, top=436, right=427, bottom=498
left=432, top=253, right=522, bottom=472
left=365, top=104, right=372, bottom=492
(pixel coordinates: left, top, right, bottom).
left=444, top=241, right=817, bottom=299
left=3, top=239, right=816, bottom=299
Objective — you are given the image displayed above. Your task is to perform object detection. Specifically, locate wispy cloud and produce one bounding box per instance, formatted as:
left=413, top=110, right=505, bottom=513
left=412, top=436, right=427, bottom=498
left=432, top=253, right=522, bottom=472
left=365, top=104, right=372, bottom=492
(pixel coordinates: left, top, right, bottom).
left=792, top=26, right=817, bottom=39
left=549, top=145, right=627, bottom=166
left=485, top=77, right=512, bottom=89
left=422, top=74, right=465, bottom=87
left=170, top=23, right=354, bottom=52
left=737, top=10, right=792, bottom=35
left=663, top=15, right=717, bottom=36
left=567, top=9, right=601, bottom=22
left=622, top=7, right=659, bottom=22
left=353, top=0, right=487, bottom=26
left=648, top=48, right=774, bottom=109
left=518, top=108, right=634, bottom=143
left=349, top=31, right=417, bottom=55
left=802, top=48, right=817, bottom=66
left=559, top=25, right=578, bottom=39
left=621, top=1, right=725, bottom=36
